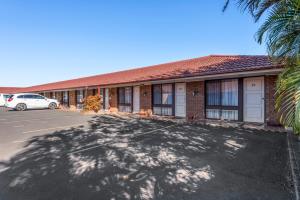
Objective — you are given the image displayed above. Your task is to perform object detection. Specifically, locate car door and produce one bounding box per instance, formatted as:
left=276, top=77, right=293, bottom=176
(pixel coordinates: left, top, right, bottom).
left=23, top=95, right=36, bottom=109
left=34, top=95, right=49, bottom=108
left=0, top=94, right=3, bottom=106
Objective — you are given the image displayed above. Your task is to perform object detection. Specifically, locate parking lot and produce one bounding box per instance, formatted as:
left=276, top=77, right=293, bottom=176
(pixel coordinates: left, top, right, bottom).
left=0, top=108, right=294, bottom=200
left=0, top=108, right=92, bottom=161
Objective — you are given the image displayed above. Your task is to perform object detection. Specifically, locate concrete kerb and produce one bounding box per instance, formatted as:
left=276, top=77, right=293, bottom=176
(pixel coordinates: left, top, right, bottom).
left=287, top=130, right=300, bottom=200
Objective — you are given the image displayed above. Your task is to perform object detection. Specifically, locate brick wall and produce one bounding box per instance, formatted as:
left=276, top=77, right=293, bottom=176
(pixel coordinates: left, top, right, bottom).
left=69, top=90, right=76, bottom=110
left=44, top=92, right=51, bottom=98
left=140, top=85, right=152, bottom=115
left=265, top=75, right=280, bottom=125
left=56, top=92, right=62, bottom=105
left=186, top=81, right=205, bottom=121
left=86, top=89, right=94, bottom=97
left=109, top=88, right=118, bottom=112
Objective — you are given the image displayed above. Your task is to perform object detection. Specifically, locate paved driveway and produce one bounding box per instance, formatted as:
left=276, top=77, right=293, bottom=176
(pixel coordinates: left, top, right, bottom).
left=0, top=109, right=294, bottom=200
left=0, top=108, right=92, bottom=160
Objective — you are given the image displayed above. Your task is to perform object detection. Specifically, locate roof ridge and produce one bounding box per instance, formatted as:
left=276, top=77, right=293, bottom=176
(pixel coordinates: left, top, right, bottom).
left=209, top=54, right=268, bottom=57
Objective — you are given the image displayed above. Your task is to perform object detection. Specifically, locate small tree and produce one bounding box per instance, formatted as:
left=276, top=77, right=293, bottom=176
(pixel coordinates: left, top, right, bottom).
left=84, top=95, right=101, bottom=113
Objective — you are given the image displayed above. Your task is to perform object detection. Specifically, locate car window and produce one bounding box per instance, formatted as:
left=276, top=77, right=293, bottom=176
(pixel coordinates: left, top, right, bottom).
left=23, top=95, right=35, bottom=99
left=17, top=95, right=25, bottom=98
left=34, top=95, right=45, bottom=99
left=3, top=95, right=11, bottom=99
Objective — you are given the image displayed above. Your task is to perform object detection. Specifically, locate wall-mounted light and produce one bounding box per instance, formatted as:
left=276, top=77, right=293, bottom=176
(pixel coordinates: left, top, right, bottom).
left=143, top=92, right=148, bottom=97
left=193, top=90, right=199, bottom=96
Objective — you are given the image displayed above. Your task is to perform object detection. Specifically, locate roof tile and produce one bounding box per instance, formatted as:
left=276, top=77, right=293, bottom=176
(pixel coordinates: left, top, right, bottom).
left=16, top=55, right=281, bottom=92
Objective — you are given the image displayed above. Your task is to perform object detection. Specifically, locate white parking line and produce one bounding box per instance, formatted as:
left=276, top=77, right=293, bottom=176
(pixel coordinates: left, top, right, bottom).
left=1, top=118, right=55, bottom=124
left=22, top=123, right=86, bottom=134
left=69, top=124, right=176, bottom=154
left=13, top=125, right=25, bottom=128
left=12, top=140, right=28, bottom=143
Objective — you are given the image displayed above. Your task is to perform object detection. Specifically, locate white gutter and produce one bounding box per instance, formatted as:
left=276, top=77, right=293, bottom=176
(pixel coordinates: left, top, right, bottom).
left=100, top=68, right=283, bottom=88
left=38, top=68, right=283, bottom=92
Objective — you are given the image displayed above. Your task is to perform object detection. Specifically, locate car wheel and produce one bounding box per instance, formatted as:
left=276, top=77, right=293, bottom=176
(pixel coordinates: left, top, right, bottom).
left=16, top=103, right=27, bottom=111
left=49, top=102, right=57, bottom=110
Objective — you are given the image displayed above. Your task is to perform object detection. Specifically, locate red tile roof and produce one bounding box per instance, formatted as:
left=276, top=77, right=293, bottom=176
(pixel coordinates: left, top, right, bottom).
left=20, top=55, right=281, bottom=92
left=0, top=87, right=24, bottom=94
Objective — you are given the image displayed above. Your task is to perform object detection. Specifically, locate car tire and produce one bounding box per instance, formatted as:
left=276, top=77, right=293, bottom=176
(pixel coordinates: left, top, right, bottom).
left=49, top=102, right=57, bottom=110
left=16, top=103, right=27, bottom=111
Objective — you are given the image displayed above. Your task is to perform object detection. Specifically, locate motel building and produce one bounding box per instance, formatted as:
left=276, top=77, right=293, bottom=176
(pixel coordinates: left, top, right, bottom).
left=7, top=55, right=283, bottom=126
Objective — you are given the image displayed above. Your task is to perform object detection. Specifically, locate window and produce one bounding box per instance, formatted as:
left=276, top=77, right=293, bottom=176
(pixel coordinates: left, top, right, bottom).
left=63, top=91, right=69, bottom=105
left=76, top=90, right=84, bottom=103
left=153, top=84, right=173, bottom=116
left=118, top=87, right=132, bottom=105
left=153, top=85, right=162, bottom=105
left=23, top=95, right=35, bottom=99
left=206, top=79, right=239, bottom=120
left=34, top=95, right=45, bottom=99
left=92, top=89, right=97, bottom=96
left=118, top=87, right=132, bottom=112
left=76, top=90, right=85, bottom=109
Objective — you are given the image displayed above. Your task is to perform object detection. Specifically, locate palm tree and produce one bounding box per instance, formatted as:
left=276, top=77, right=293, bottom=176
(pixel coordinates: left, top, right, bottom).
left=224, top=0, right=300, bottom=133
left=276, top=67, right=300, bottom=133
left=223, top=0, right=282, bottom=21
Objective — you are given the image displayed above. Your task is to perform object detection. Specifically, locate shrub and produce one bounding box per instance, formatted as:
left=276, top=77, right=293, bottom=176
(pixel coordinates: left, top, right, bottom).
left=84, top=95, right=101, bottom=113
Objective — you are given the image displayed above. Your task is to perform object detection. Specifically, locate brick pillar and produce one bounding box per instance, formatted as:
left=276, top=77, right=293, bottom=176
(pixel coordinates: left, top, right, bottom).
left=69, top=90, right=76, bottom=110
left=140, top=85, right=152, bottom=116
left=265, top=75, right=280, bottom=125
left=86, top=89, right=94, bottom=97
left=109, top=88, right=118, bottom=112
left=186, top=81, right=205, bottom=121
left=44, top=92, right=51, bottom=98
left=97, top=87, right=101, bottom=97
left=56, top=92, right=62, bottom=105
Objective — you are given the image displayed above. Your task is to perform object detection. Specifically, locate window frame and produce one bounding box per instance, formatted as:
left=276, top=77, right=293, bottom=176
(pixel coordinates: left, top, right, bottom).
left=205, top=78, right=242, bottom=121
left=152, top=83, right=175, bottom=116
left=76, top=89, right=85, bottom=105
left=152, top=84, right=174, bottom=107
left=118, top=87, right=133, bottom=107
left=62, top=91, right=69, bottom=106
left=35, top=95, right=45, bottom=99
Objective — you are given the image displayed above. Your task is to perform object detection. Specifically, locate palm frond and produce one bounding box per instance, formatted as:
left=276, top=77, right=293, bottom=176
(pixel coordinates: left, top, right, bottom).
left=223, top=0, right=282, bottom=21
left=276, top=65, right=300, bottom=133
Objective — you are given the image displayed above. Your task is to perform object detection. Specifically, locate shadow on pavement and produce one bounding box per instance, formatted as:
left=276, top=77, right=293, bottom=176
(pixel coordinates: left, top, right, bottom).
left=0, top=115, right=293, bottom=200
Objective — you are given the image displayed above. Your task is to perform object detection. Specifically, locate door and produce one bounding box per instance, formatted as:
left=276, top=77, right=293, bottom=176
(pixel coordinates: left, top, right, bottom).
left=244, top=77, right=264, bottom=123
left=35, top=95, right=49, bottom=108
left=105, top=88, right=109, bottom=110
left=175, top=83, right=186, bottom=117
left=0, top=94, right=4, bottom=106
left=133, top=86, right=140, bottom=113
left=23, top=95, right=37, bottom=109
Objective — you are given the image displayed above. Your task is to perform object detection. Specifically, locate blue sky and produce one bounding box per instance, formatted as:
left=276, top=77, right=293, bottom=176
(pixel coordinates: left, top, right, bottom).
left=0, top=0, right=266, bottom=87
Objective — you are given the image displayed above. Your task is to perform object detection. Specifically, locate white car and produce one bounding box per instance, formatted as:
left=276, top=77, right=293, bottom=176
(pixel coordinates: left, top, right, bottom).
left=0, top=93, right=11, bottom=106
left=5, top=93, right=59, bottom=111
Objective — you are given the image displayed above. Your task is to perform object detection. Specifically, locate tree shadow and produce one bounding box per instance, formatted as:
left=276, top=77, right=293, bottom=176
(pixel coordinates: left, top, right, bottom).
left=0, top=115, right=292, bottom=200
